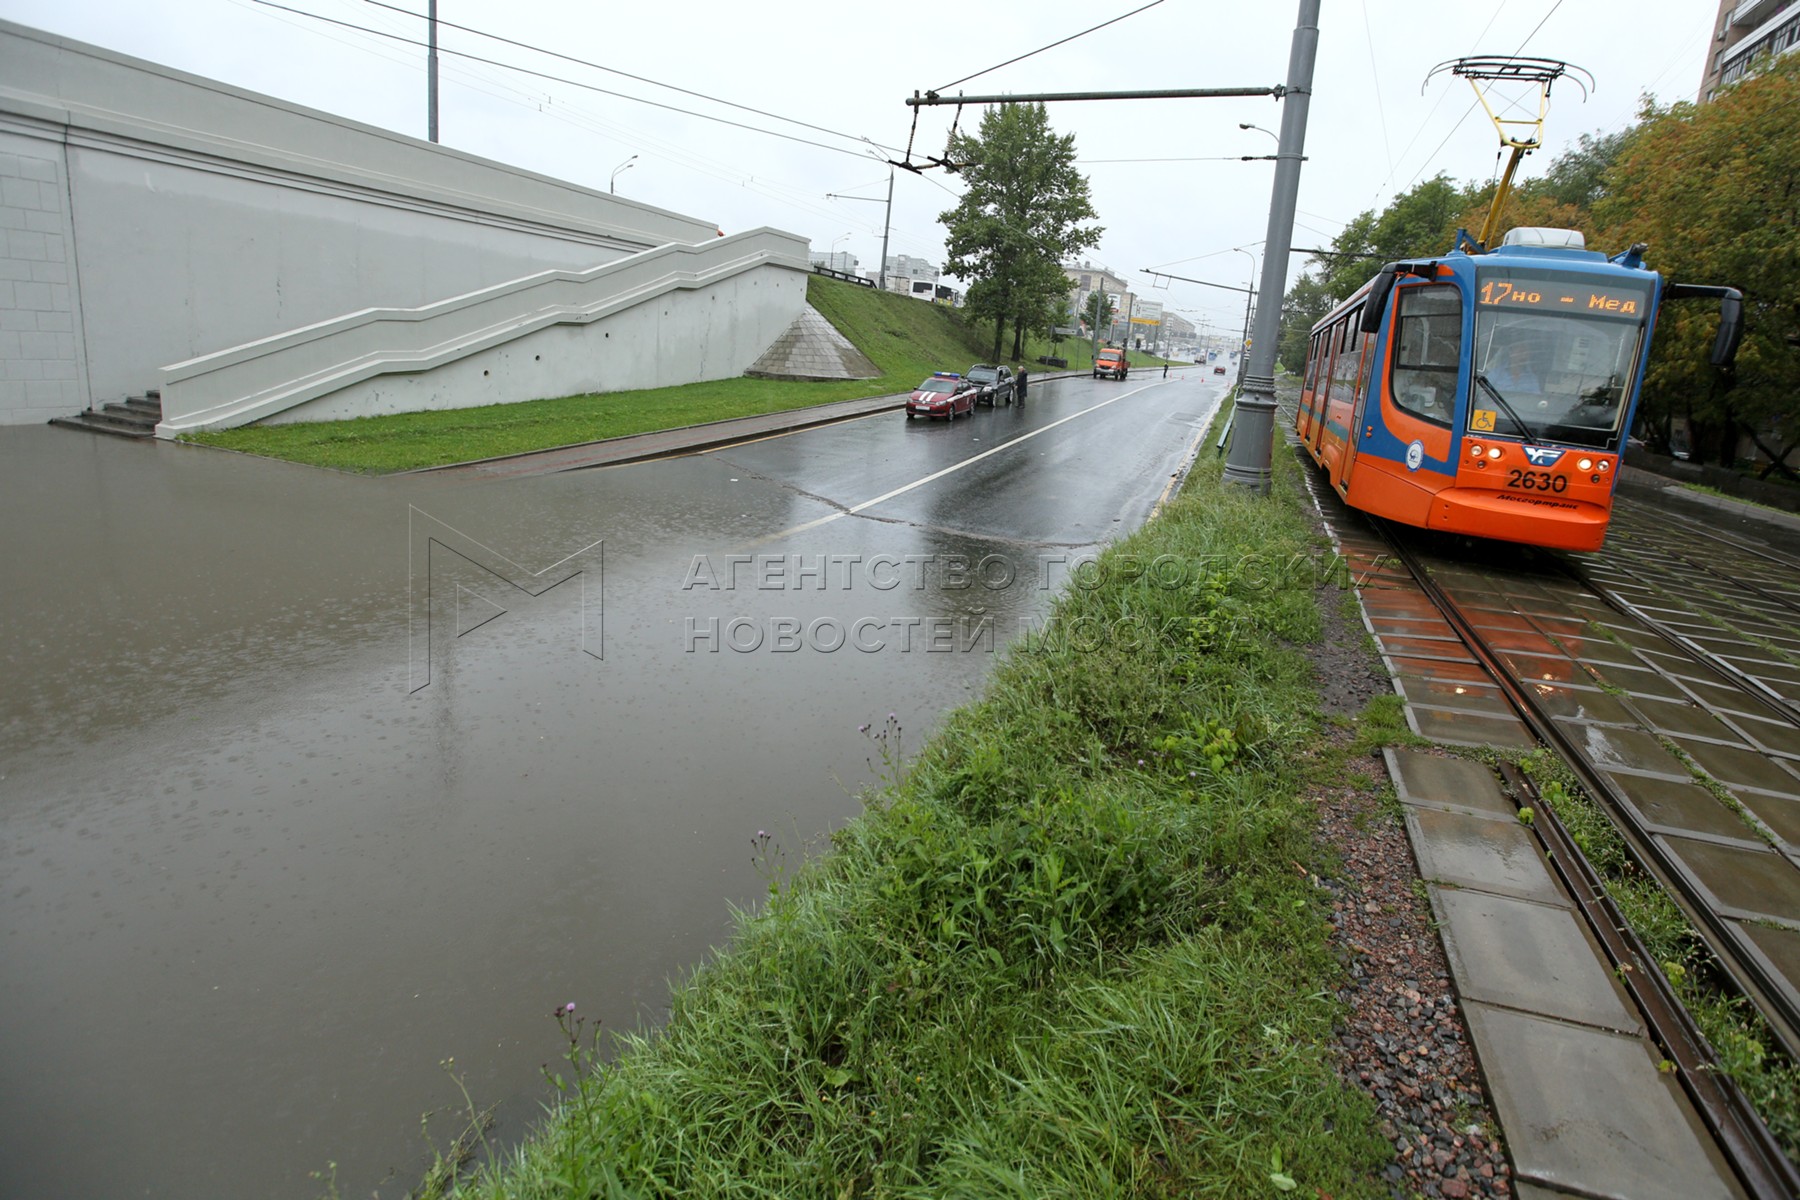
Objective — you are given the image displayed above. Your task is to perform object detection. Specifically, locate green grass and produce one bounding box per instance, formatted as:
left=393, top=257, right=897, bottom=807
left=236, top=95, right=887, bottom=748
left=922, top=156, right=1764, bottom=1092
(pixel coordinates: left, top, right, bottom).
left=182, top=278, right=996, bottom=473
left=436, top=405, right=1395, bottom=1199
left=182, top=277, right=1186, bottom=472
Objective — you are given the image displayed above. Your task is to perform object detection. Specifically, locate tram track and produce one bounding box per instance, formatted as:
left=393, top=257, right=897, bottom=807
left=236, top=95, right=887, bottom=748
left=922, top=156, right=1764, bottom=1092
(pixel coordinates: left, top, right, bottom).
left=1370, top=515, right=1800, bottom=1199
left=1281, top=395, right=1800, bottom=1193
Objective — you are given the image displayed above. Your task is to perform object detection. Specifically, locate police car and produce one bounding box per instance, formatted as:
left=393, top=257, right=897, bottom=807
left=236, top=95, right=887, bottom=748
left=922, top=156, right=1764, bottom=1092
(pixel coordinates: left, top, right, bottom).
left=905, top=372, right=979, bottom=420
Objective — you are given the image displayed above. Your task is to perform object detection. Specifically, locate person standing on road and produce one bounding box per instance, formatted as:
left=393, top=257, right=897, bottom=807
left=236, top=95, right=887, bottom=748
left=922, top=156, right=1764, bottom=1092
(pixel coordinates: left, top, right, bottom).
left=1016, top=369, right=1028, bottom=402
left=1162, top=362, right=1169, bottom=378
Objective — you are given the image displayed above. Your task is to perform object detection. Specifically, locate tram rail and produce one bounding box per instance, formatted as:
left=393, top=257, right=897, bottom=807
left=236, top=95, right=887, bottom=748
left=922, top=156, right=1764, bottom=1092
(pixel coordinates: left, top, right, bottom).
left=1371, top=515, right=1800, bottom=1199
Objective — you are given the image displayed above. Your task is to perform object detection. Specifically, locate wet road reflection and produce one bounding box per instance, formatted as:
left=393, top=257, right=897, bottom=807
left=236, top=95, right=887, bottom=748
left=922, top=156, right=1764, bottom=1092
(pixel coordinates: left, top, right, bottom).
left=0, top=370, right=1223, bottom=1198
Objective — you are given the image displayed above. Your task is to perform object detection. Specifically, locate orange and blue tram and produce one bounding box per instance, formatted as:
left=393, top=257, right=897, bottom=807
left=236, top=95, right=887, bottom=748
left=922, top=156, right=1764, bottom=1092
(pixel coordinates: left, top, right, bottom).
left=1294, top=226, right=1741, bottom=551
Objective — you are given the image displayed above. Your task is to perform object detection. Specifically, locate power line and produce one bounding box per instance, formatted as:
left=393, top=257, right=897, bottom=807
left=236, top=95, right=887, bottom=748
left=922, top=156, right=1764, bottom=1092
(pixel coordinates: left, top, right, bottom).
left=934, top=0, right=1167, bottom=93
left=355, top=0, right=906, bottom=156
left=247, top=0, right=888, bottom=162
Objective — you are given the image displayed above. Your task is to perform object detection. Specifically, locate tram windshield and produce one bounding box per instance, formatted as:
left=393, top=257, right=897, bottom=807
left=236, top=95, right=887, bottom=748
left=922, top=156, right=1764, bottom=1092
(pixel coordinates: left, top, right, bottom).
left=1469, top=267, right=1653, bottom=449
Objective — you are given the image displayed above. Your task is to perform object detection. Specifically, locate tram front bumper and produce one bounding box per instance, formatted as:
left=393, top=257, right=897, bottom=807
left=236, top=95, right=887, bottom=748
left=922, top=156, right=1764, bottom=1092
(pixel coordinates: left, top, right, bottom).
left=1431, top=487, right=1614, bottom=552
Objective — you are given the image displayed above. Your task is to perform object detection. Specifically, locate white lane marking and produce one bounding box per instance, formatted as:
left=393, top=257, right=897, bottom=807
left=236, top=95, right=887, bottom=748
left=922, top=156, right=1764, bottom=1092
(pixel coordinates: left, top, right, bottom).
left=766, top=382, right=1163, bottom=540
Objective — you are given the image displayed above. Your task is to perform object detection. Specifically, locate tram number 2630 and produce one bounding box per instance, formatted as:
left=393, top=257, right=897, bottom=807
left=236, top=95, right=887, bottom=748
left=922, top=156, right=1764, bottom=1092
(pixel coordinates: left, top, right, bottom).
left=1506, top=468, right=1567, bottom=493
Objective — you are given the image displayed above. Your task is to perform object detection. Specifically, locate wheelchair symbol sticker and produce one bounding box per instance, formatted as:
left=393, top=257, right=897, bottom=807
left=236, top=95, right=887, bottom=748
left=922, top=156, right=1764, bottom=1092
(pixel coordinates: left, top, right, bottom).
left=1471, top=409, right=1498, bottom=432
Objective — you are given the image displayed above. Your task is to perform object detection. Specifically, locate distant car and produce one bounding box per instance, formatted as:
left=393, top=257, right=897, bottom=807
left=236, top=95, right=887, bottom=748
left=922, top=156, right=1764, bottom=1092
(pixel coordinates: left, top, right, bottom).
left=965, top=363, right=1015, bottom=405
left=1094, top=348, right=1129, bottom=380
left=1213, top=365, right=1227, bottom=375
left=906, top=372, right=977, bottom=420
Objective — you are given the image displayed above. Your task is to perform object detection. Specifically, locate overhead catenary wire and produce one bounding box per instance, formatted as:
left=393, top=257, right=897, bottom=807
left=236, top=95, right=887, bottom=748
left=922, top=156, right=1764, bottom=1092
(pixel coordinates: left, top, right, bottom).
left=247, top=0, right=894, bottom=161
left=934, top=0, right=1167, bottom=94
left=239, top=0, right=948, bottom=259
left=353, top=0, right=907, bottom=156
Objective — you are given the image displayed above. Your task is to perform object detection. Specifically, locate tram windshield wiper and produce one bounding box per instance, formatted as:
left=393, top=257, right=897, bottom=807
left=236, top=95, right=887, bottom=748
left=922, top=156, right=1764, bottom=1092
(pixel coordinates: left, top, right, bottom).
left=1474, top=373, right=1541, bottom=446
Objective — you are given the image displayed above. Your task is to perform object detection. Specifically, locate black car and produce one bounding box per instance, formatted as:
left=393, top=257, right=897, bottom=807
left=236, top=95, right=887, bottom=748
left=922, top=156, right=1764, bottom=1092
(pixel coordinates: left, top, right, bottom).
left=965, top=363, right=1015, bottom=405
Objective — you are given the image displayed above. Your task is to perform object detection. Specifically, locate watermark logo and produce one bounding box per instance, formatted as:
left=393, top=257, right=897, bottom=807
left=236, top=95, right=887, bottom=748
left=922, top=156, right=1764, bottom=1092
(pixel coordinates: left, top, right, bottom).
left=407, top=505, right=603, bottom=693
left=675, top=550, right=1391, bottom=655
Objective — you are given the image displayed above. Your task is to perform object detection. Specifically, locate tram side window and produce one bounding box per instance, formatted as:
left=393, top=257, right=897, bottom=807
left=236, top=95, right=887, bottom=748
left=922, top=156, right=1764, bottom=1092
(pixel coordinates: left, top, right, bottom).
left=1335, top=310, right=1364, bottom=398
left=1304, top=333, right=1323, bottom=393
left=1390, top=284, right=1462, bottom=427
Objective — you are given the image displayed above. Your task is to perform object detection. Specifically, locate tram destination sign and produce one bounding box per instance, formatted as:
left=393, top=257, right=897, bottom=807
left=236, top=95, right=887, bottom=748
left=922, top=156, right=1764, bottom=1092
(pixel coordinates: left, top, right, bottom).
left=1476, top=271, right=1650, bottom=320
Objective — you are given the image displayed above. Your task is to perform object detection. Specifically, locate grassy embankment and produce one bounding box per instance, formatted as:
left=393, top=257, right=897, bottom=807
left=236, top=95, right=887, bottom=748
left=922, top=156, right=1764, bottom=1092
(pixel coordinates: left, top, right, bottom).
left=183, top=278, right=1155, bottom=473
left=435, top=402, right=1396, bottom=1198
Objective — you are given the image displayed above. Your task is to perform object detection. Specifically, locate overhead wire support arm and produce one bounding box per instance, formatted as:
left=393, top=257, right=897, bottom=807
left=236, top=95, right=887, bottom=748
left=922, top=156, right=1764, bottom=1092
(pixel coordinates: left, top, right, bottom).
left=1140, top=269, right=1254, bottom=296
left=908, top=86, right=1285, bottom=107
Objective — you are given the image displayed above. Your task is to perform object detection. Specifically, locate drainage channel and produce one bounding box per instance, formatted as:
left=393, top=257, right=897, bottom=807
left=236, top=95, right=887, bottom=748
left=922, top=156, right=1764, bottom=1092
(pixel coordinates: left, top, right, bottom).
left=1290, top=448, right=1798, bottom=1199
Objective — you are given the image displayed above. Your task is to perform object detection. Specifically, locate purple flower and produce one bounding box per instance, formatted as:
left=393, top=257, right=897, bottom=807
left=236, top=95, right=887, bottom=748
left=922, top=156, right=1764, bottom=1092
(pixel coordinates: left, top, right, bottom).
left=757, top=830, right=769, bottom=839
left=564, top=1002, right=576, bottom=1013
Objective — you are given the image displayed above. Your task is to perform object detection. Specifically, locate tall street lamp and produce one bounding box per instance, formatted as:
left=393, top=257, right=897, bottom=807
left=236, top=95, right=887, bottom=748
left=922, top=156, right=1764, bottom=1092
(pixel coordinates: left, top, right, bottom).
left=610, top=155, right=637, bottom=194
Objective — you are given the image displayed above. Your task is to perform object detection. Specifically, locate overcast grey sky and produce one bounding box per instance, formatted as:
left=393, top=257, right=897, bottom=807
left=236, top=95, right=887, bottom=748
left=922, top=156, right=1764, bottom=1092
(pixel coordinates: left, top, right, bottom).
left=1, top=0, right=1716, bottom=337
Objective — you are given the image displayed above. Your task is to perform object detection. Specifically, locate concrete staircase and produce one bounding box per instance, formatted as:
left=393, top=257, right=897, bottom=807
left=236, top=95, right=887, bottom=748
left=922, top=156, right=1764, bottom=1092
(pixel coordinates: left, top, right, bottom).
left=49, top=391, right=162, bottom=439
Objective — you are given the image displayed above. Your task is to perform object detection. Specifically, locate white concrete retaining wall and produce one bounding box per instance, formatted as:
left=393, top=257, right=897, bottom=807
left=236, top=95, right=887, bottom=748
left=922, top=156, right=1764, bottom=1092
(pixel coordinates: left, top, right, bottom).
left=0, top=18, right=728, bottom=424
left=157, top=229, right=810, bottom=434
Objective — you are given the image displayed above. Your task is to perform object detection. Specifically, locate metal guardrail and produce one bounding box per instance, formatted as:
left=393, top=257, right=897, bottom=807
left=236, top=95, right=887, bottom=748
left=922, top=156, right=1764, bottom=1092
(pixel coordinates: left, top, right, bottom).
left=811, top=265, right=875, bottom=288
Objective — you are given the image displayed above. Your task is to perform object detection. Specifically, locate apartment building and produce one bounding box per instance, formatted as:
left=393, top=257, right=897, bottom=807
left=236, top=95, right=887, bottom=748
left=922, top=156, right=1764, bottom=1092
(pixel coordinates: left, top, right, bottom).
left=1699, top=0, right=1799, bottom=100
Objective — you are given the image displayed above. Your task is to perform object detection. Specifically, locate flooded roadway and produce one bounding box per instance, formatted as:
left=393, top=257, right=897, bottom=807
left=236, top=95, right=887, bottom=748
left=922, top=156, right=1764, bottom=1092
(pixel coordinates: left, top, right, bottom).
left=0, top=370, right=1225, bottom=1198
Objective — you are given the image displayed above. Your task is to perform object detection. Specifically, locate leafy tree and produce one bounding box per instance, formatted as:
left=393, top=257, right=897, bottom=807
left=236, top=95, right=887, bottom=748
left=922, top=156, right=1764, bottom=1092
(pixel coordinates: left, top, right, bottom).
left=1595, top=54, right=1800, bottom=474
left=940, top=103, right=1102, bottom=362
left=1519, top=128, right=1634, bottom=210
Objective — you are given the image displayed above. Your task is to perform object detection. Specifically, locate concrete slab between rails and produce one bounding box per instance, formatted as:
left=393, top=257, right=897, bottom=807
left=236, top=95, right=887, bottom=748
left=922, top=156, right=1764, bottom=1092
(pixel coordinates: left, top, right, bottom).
left=1657, top=833, right=1800, bottom=927
left=1407, top=705, right=1537, bottom=750
left=1428, top=887, right=1641, bottom=1035
left=1462, top=1002, right=1747, bottom=1200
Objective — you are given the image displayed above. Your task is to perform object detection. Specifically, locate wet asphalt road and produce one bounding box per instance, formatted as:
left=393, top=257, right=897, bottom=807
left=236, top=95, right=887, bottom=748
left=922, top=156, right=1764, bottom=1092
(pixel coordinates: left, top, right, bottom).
left=0, top=367, right=1226, bottom=1199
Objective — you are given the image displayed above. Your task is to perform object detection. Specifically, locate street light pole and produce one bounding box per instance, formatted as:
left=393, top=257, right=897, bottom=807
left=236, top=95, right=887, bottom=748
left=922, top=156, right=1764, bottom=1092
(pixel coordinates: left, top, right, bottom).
left=827, top=163, right=894, bottom=291
left=610, top=155, right=637, bottom=194
left=1224, top=0, right=1319, bottom=494
left=426, top=0, right=439, bottom=142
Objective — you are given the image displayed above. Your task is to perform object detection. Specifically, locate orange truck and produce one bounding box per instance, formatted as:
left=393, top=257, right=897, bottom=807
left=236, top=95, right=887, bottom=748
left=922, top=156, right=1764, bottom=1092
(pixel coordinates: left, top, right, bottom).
left=1093, top=348, right=1129, bottom=380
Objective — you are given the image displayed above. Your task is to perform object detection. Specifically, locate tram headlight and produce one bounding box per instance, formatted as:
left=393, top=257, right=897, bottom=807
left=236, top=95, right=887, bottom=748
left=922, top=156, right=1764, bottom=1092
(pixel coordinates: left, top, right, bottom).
left=1577, top=458, right=1593, bottom=471
left=1487, top=447, right=1502, bottom=460
left=1469, top=444, right=1484, bottom=459
left=1598, top=460, right=1610, bottom=472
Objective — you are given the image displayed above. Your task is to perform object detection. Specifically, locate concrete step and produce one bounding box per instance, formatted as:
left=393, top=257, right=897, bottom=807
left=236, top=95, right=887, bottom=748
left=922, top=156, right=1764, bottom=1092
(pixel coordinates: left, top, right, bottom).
left=118, top=396, right=162, bottom=418
left=100, top=402, right=159, bottom=429
left=49, top=411, right=156, bottom=439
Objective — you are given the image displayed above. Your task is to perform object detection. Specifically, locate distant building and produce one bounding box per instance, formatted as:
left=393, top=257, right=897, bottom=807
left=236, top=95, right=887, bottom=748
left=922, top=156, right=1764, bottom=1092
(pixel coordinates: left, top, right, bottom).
left=1061, top=262, right=1133, bottom=341
left=1699, top=0, right=1799, bottom=101
left=874, top=254, right=940, bottom=297
left=809, top=250, right=859, bottom=274
left=1163, top=311, right=1195, bottom=352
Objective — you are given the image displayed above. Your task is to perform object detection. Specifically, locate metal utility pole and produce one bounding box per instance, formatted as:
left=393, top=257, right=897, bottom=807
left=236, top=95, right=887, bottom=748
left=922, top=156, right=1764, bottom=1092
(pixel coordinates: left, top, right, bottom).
left=827, top=167, right=895, bottom=292
left=1224, top=0, right=1319, bottom=494
left=427, top=0, right=439, bottom=143
left=879, top=166, right=893, bottom=292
